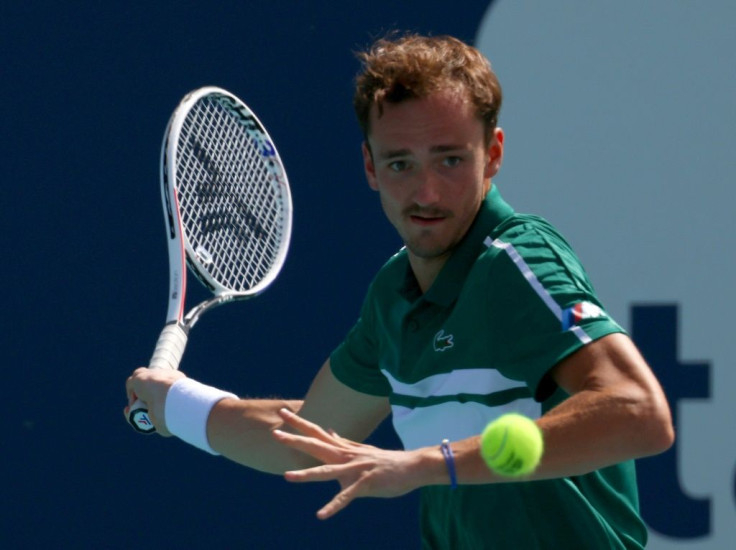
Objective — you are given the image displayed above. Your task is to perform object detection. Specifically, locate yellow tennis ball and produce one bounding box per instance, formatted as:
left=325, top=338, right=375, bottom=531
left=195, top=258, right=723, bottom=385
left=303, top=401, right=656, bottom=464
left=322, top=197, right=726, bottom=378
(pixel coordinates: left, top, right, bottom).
left=480, top=413, right=544, bottom=477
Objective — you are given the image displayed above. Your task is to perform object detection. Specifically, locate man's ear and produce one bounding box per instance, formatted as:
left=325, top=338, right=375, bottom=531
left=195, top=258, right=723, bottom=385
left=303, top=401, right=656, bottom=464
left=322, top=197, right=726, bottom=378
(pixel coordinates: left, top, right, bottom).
left=485, top=127, right=504, bottom=179
left=362, top=142, right=379, bottom=191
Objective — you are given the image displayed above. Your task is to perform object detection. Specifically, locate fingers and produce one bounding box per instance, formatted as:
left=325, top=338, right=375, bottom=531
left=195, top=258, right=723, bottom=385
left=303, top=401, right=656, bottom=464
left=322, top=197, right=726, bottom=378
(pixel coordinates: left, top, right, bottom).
left=124, top=367, right=182, bottom=435
left=273, top=428, right=345, bottom=464
left=316, top=484, right=361, bottom=520
left=272, top=408, right=390, bottom=520
left=283, top=463, right=340, bottom=483
left=124, top=368, right=146, bottom=420
left=125, top=367, right=146, bottom=405
left=282, top=461, right=364, bottom=520
left=281, top=454, right=371, bottom=483
left=278, top=408, right=333, bottom=441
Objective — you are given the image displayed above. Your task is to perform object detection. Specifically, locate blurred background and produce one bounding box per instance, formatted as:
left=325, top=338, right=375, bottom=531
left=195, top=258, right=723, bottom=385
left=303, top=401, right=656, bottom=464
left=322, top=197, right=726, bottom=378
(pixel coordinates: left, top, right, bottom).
left=2, top=1, right=733, bottom=548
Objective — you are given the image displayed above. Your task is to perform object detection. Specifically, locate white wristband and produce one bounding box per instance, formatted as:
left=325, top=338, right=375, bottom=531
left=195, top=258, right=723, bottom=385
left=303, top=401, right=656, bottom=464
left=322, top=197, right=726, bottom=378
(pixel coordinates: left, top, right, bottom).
left=164, top=378, right=237, bottom=455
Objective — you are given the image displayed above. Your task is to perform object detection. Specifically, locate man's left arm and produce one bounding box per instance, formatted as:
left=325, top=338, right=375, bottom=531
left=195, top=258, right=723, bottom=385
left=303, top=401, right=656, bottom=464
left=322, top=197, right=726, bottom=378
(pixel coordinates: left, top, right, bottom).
left=517, top=332, right=674, bottom=477
left=443, top=332, right=674, bottom=483
left=275, top=333, right=674, bottom=518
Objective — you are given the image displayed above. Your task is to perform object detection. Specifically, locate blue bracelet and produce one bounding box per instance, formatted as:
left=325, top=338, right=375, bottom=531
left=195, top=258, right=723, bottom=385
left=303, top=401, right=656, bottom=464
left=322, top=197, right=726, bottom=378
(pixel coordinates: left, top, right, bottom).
left=441, top=439, right=458, bottom=489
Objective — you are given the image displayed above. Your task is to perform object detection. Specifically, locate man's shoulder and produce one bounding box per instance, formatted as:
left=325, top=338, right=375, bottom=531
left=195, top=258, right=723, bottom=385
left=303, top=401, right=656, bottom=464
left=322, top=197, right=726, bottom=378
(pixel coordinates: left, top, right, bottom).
left=476, top=212, right=581, bottom=274
left=363, top=247, right=410, bottom=299
left=490, top=211, right=563, bottom=244
left=374, top=247, right=409, bottom=279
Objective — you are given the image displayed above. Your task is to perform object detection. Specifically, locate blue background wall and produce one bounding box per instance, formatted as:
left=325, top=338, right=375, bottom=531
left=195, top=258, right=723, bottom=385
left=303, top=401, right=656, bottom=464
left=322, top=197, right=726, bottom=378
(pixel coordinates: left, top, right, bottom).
left=3, top=1, right=733, bottom=548
left=1, top=2, right=488, bottom=548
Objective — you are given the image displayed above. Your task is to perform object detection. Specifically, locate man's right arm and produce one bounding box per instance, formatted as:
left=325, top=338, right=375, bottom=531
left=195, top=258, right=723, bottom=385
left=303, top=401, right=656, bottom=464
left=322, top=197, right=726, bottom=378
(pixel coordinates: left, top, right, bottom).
left=128, top=359, right=391, bottom=475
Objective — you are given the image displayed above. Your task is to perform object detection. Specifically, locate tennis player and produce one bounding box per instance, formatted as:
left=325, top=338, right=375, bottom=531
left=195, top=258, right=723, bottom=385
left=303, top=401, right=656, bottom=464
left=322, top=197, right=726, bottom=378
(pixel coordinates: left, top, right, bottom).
left=126, top=33, right=674, bottom=548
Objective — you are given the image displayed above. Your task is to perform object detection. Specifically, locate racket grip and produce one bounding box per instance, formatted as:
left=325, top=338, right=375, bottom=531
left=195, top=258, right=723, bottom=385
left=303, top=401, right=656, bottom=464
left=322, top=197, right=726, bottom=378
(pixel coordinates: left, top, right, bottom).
left=128, top=323, right=189, bottom=434
left=149, top=323, right=189, bottom=371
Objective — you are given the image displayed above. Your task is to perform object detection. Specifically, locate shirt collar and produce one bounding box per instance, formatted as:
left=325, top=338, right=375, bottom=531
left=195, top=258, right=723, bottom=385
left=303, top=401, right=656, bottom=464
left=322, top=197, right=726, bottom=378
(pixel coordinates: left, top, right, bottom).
left=399, top=184, right=515, bottom=306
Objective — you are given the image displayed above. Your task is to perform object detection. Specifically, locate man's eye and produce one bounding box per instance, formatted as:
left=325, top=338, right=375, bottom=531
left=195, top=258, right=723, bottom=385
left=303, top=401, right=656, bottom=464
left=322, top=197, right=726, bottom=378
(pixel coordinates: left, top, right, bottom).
left=443, top=156, right=462, bottom=167
left=389, top=160, right=409, bottom=172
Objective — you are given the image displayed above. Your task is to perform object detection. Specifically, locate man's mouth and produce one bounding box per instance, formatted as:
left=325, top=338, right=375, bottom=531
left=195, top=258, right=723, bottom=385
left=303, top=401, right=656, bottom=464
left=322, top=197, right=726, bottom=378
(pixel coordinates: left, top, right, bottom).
left=410, top=214, right=444, bottom=226
left=406, top=208, right=449, bottom=225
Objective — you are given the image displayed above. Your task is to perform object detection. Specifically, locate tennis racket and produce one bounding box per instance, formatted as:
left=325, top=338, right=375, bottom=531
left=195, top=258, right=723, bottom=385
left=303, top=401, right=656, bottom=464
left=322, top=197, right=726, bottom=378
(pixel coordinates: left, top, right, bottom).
left=128, top=86, right=293, bottom=434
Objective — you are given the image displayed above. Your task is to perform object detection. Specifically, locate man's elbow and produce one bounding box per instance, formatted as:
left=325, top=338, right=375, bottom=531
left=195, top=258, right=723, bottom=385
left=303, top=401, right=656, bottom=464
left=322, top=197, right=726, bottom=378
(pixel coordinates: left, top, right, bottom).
left=637, top=392, right=675, bottom=457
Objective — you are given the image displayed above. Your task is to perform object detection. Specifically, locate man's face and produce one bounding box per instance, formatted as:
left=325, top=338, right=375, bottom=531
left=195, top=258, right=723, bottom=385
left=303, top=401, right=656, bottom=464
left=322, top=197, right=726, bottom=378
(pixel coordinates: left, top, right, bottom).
left=363, top=89, right=503, bottom=268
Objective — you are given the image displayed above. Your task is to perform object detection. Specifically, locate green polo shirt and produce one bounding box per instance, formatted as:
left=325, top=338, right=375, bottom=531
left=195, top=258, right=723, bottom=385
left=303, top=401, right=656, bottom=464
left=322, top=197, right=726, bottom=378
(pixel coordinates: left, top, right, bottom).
left=330, top=185, right=646, bottom=549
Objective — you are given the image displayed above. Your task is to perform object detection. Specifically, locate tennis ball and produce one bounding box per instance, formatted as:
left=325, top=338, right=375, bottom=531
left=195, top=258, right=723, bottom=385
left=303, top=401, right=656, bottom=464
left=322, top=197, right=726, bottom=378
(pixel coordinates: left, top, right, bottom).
left=480, top=413, right=544, bottom=477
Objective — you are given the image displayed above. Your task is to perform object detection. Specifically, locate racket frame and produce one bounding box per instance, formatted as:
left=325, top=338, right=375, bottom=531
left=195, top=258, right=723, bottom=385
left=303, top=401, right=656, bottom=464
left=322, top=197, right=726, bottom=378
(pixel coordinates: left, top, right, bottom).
left=163, top=86, right=293, bottom=330
left=128, top=87, right=292, bottom=433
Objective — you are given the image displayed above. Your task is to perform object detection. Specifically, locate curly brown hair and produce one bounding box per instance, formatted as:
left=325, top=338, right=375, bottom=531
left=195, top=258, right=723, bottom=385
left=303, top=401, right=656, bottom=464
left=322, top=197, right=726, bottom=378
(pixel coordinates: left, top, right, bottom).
left=353, top=33, right=503, bottom=144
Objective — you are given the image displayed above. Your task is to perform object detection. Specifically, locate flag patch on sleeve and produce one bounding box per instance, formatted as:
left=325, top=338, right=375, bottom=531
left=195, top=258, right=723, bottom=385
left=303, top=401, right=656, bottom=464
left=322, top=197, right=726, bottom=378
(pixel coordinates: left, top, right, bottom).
left=562, top=301, right=605, bottom=330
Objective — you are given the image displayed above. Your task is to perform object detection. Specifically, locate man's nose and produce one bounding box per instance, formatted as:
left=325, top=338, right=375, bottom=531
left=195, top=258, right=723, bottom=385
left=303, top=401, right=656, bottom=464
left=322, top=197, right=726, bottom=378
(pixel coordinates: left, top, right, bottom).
left=412, top=169, right=441, bottom=207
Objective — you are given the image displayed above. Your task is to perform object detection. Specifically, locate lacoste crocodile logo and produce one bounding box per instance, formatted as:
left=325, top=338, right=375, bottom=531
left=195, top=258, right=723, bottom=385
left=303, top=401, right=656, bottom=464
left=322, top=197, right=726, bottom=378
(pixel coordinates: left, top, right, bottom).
left=433, top=329, right=454, bottom=352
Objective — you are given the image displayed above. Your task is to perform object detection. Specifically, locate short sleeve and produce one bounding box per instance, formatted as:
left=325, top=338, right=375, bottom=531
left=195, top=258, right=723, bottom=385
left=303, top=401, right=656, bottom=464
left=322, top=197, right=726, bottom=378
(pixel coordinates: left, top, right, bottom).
left=329, top=284, right=392, bottom=397
left=485, top=219, right=626, bottom=399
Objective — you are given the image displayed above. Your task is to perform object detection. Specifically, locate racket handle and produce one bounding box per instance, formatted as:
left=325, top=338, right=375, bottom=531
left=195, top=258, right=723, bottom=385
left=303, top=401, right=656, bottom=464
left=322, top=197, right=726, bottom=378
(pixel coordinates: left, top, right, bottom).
left=128, top=323, right=189, bottom=434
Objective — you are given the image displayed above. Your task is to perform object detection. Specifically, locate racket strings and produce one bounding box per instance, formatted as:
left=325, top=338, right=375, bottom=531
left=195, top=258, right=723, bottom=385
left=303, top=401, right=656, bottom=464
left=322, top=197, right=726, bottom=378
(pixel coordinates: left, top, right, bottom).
left=176, top=97, right=287, bottom=292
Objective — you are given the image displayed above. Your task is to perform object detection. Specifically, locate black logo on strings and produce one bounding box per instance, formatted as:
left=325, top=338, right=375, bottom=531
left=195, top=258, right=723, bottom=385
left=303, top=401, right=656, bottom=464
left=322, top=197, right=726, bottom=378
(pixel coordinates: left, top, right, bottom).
left=189, top=136, right=267, bottom=242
